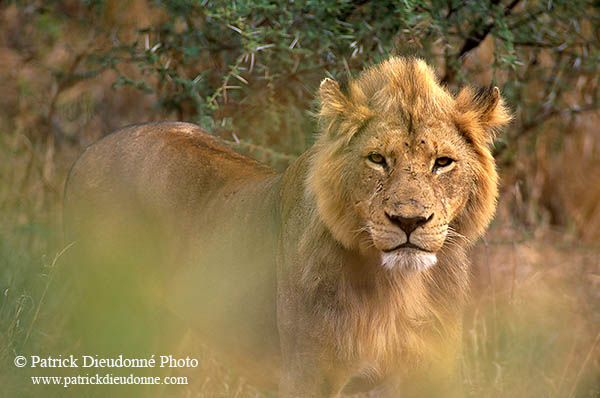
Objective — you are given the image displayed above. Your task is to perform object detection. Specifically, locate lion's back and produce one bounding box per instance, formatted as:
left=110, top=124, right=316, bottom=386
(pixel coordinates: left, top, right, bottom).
left=66, top=122, right=273, bottom=201
left=64, top=122, right=277, bottom=238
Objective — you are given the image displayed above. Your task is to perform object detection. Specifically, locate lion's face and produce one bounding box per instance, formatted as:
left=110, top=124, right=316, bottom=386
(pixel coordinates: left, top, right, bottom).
left=309, top=57, right=510, bottom=271
left=350, top=117, right=477, bottom=270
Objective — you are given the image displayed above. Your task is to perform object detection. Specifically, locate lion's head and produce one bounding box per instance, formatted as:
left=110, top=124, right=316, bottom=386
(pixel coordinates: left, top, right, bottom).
left=308, top=57, right=511, bottom=271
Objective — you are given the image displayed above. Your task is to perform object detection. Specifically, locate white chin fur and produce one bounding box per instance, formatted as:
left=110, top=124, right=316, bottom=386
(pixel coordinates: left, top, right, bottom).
left=381, top=251, right=437, bottom=271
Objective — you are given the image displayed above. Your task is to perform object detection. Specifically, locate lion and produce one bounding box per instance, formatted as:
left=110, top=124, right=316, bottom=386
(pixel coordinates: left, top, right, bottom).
left=63, top=56, right=510, bottom=397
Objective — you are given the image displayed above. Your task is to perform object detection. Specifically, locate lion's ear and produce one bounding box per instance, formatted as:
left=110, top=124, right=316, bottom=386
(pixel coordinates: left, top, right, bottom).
left=319, top=78, right=349, bottom=121
left=456, top=86, right=511, bottom=146
left=319, top=77, right=372, bottom=140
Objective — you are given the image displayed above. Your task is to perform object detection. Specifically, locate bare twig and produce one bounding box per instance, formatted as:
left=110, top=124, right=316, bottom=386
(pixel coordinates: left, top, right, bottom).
left=567, top=328, right=600, bottom=398
left=514, top=103, right=598, bottom=141
left=510, top=239, right=518, bottom=302
left=22, top=243, right=75, bottom=349
left=223, top=139, right=297, bottom=165
left=483, top=237, right=498, bottom=358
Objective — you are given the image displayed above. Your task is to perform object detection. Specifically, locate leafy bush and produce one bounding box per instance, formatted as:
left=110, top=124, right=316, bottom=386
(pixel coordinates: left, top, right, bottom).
left=88, top=0, right=599, bottom=169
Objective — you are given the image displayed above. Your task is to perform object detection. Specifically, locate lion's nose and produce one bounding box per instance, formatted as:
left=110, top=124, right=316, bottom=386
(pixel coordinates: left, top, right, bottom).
left=386, top=212, right=434, bottom=235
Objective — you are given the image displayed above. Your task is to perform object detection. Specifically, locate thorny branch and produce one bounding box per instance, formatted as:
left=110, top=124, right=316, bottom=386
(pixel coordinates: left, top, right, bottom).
left=442, top=0, right=521, bottom=84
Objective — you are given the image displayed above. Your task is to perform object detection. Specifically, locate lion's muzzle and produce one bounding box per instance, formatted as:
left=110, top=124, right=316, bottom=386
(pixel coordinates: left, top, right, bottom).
left=385, top=212, right=434, bottom=250
left=370, top=206, right=448, bottom=271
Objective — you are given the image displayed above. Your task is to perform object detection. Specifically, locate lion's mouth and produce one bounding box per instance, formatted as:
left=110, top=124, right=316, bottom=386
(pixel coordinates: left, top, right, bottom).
left=382, top=242, right=433, bottom=253
left=380, top=245, right=438, bottom=271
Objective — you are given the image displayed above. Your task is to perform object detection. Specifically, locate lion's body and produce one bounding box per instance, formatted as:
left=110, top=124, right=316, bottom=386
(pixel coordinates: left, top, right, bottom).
left=64, top=57, right=510, bottom=397
left=64, top=123, right=283, bottom=376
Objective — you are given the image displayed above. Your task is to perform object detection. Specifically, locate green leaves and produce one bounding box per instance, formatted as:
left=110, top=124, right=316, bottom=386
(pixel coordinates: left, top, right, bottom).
left=79, top=0, right=599, bottom=169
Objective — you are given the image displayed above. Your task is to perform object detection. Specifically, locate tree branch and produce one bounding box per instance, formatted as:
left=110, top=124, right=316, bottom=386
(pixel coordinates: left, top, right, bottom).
left=495, top=103, right=599, bottom=159
left=443, top=0, right=521, bottom=84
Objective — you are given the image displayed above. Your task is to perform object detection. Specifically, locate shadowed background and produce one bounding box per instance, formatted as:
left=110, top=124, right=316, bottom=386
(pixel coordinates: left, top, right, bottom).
left=0, top=1, right=598, bottom=397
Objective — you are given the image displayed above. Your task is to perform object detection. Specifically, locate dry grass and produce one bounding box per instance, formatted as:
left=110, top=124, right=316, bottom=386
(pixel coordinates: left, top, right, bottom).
left=1, top=2, right=599, bottom=397
left=464, top=216, right=600, bottom=397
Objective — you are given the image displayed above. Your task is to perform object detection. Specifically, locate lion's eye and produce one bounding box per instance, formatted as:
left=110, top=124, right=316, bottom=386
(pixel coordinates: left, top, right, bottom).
left=368, top=153, right=386, bottom=166
left=434, top=157, right=454, bottom=169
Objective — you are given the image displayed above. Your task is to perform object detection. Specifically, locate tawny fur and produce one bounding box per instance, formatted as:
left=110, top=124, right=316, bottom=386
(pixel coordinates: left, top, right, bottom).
left=64, top=57, right=511, bottom=397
